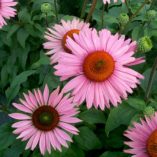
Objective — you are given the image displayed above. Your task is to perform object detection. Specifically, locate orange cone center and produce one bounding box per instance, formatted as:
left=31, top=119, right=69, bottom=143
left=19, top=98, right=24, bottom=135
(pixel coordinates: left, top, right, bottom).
left=83, top=51, right=115, bottom=82
left=62, top=29, right=80, bottom=53
left=147, top=130, right=157, bottom=157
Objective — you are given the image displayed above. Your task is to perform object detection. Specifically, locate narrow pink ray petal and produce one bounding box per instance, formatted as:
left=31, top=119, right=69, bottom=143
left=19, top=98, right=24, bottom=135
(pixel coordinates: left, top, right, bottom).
left=43, top=84, right=49, bottom=105
left=9, top=113, right=31, bottom=120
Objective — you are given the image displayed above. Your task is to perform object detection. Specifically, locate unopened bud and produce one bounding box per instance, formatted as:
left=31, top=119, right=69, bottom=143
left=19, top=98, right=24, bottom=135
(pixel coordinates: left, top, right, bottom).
left=146, top=10, right=157, bottom=20
left=144, top=106, right=155, bottom=117
left=138, top=36, right=153, bottom=53
left=118, top=13, right=129, bottom=25
left=41, top=3, right=52, bottom=14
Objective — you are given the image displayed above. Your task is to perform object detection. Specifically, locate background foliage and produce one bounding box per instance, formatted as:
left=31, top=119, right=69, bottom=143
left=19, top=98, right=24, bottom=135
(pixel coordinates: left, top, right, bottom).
left=0, top=0, right=157, bottom=156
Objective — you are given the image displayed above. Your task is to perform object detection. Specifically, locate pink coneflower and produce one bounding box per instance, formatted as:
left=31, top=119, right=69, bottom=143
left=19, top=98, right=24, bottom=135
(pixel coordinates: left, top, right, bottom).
left=124, top=113, right=157, bottom=157
left=0, top=0, right=17, bottom=28
left=43, top=18, right=90, bottom=64
left=54, top=29, right=144, bottom=110
left=103, top=0, right=125, bottom=4
left=9, top=85, right=81, bottom=155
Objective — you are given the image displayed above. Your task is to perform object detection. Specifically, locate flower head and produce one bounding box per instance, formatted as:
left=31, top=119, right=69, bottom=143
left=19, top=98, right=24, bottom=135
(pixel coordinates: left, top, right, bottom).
left=43, top=18, right=90, bottom=64
left=118, top=13, right=129, bottom=25
left=0, top=0, right=17, bottom=28
left=103, top=0, right=125, bottom=4
left=124, top=113, right=157, bottom=157
left=144, top=106, right=155, bottom=117
left=146, top=10, right=157, bottom=20
left=41, top=2, right=52, bottom=14
left=54, top=29, right=144, bottom=110
left=9, top=85, right=81, bottom=155
left=138, top=36, right=153, bottom=53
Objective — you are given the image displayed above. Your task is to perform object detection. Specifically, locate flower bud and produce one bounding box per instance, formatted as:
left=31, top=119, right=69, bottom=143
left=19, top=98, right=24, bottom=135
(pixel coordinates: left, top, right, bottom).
left=137, top=36, right=153, bottom=53
left=118, top=13, right=129, bottom=25
left=146, top=10, right=157, bottom=20
left=144, top=106, right=155, bottom=117
left=41, top=3, right=52, bottom=14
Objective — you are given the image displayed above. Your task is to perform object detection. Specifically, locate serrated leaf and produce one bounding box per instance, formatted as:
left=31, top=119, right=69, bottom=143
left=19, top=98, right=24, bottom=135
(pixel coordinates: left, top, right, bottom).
left=18, top=8, right=31, bottom=23
left=105, top=103, right=137, bottom=135
left=3, top=141, right=26, bottom=157
left=141, top=68, right=157, bottom=94
left=126, top=97, right=146, bottom=111
left=74, top=126, right=102, bottom=150
left=17, top=28, right=29, bottom=48
left=31, top=52, right=50, bottom=69
left=0, top=65, right=8, bottom=88
left=7, top=24, right=20, bottom=39
left=5, top=70, right=36, bottom=103
left=132, top=25, right=144, bottom=40
left=80, top=109, right=106, bottom=124
left=0, top=123, right=16, bottom=151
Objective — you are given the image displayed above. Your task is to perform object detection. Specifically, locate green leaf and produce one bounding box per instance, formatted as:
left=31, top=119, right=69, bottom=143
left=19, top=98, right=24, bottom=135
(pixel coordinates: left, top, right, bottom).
left=130, top=113, right=142, bottom=125
left=132, top=25, right=144, bottom=40
left=105, top=103, right=137, bottom=135
left=31, top=52, right=50, bottom=69
left=17, top=28, right=29, bottom=48
left=0, top=123, right=16, bottom=151
left=127, top=97, right=146, bottom=111
left=18, top=8, right=31, bottom=23
left=0, top=65, right=8, bottom=88
left=74, top=126, right=102, bottom=150
left=44, top=145, right=85, bottom=157
left=100, top=151, right=127, bottom=157
left=61, top=15, right=78, bottom=21
left=38, top=66, right=60, bottom=90
left=79, top=109, right=106, bottom=124
left=3, top=141, right=26, bottom=157
left=141, top=68, right=157, bottom=94
left=104, top=127, right=125, bottom=149
left=103, top=14, right=118, bottom=24
left=5, top=70, right=36, bottom=103
left=7, top=24, right=20, bottom=39
left=32, top=149, right=42, bottom=157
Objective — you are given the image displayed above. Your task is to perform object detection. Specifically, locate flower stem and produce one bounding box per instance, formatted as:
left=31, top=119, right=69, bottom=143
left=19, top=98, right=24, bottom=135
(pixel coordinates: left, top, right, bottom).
left=122, top=0, right=147, bottom=33
left=125, top=0, right=131, bottom=14
left=101, top=4, right=105, bottom=28
left=145, top=57, right=157, bottom=103
left=80, top=0, right=88, bottom=18
left=86, top=0, right=97, bottom=22
left=54, top=0, right=59, bottom=22
left=130, top=0, right=147, bottom=21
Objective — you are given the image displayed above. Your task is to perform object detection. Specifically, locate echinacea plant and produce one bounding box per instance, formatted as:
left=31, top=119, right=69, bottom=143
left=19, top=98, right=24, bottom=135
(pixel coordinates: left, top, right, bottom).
left=0, top=0, right=157, bottom=157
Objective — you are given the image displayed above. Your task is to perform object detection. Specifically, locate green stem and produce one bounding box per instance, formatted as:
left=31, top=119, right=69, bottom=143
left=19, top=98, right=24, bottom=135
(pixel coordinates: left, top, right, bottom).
left=125, top=0, right=131, bottom=14
left=101, top=4, right=105, bottom=28
left=122, top=0, right=147, bottom=33
left=86, top=0, right=97, bottom=22
left=130, top=0, right=147, bottom=20
left=80, top=0, right=88, bottom=18
left=54, top=0, right=59, bottom=22
left=145, top=57, right=157, bottom=103
left=45, top=13, right=48, bottom=27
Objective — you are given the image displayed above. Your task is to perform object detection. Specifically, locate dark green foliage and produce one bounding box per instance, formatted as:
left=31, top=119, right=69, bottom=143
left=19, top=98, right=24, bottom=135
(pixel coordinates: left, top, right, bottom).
left=0, top=0, right=157, bottom=157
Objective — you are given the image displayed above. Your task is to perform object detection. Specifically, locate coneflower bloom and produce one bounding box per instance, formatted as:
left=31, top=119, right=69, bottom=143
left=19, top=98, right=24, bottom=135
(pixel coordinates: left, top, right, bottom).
left=9, top=85, right=81, bottom=155
left=0, top=0, right=17, bottom=28
left=103, top=0, right=125, bottom=4
left=43, top=18, right=90, bottom=64
left=54, top=29, right=144, bottom=110
left=124, top=113, right=157, bottom=157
